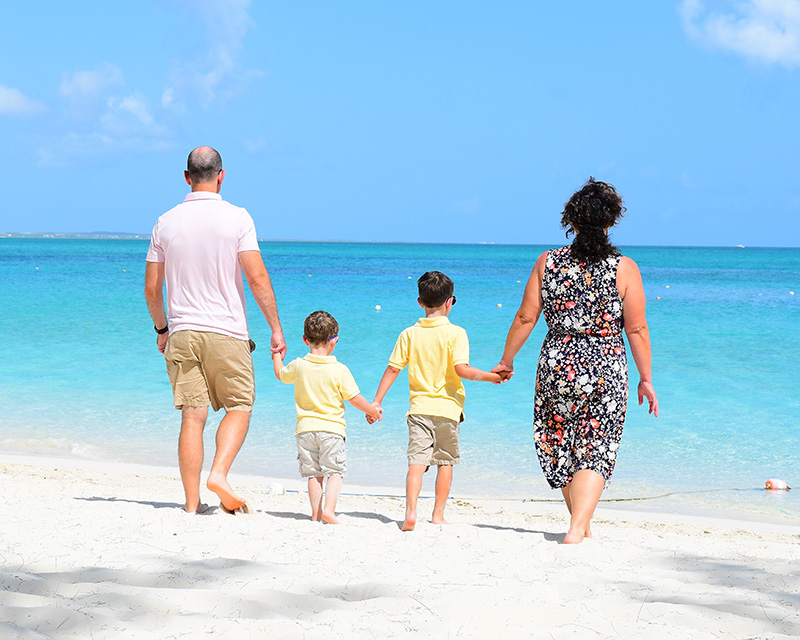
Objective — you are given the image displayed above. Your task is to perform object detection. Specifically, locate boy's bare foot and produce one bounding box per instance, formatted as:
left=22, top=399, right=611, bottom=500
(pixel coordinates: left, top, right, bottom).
left=321, top=510, right=340, bottom=524
left=401, top=510, right=417, bottom=531
left=207, top=473, right=245, bottom=512
left=431, top=514, right=449, bottom=525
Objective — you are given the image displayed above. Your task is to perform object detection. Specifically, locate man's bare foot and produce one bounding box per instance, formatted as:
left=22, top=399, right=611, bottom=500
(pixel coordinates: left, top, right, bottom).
left=185, top=502, right=210, bottom=514
left=321, top=511, right=340, bottom=524
left=431, top=514, right=449, bottom=525
left=401, top=511, right=416, bottom=531
left=207, top=473, right=245, bottom=512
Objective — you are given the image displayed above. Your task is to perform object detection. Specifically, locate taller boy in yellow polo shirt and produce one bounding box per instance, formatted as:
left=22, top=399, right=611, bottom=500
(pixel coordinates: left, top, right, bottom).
left=273, top=310, right=382, bottom=523
left=371, top=271, right=502, bottom=531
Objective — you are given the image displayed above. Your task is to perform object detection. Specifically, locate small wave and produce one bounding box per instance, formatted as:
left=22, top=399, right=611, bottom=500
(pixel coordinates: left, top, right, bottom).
left=0, top=437, right=103, bottom=459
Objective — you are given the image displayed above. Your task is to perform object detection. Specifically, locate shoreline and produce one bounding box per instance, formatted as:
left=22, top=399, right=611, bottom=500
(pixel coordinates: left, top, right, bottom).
left=2, top=447, right=797, bottom=528
left=1, top=452, right=798, bottom=638
left=1, top=452, right=796, bottom=534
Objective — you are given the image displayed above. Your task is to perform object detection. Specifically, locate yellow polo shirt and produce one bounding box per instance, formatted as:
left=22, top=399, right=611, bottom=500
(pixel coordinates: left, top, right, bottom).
left=389, top=316, right=469, bottom=422
left=279, top=353, right=360, bottom=437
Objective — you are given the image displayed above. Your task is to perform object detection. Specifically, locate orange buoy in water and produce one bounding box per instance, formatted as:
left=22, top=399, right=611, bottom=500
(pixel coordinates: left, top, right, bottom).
left=765, top=478, right=790, bottom=490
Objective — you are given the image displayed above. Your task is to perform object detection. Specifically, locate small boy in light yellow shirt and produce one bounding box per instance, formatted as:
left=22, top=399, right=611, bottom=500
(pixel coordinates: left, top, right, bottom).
left=273, top=310, right=382, bottom=523
left=371, top=271, right=502, bottom=531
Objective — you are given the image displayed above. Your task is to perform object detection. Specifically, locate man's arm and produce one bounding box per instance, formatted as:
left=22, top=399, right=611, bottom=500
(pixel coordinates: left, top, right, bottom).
left=144, top=261, right=169, bottom=354
left=239, top=250, right=286, bottom=357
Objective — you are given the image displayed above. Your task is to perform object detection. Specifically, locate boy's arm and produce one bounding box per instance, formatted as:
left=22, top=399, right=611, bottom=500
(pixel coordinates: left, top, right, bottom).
left=348, top=393, right=383, bottom=421
left=454, top=363, right=503, bottom=385
left=372, top=365, right=401, bottom=407
left=271, top=352, right=284, bottom=381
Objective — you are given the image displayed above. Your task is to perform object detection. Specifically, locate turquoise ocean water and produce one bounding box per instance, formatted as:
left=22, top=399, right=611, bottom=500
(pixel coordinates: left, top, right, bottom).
left=1, top=239, right=798, bottom=523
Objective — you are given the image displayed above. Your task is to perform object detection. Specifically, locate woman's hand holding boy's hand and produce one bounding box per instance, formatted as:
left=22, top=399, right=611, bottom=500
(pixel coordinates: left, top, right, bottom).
left=491, top=361, right=514, bottom=383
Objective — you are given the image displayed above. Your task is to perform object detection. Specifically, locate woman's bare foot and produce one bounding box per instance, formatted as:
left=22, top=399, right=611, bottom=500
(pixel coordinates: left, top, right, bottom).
left=563, top=527, right=586, bottom=544
left=401, top=510, right=417, bottom=531
left=431, top=513, right=449, bottom=525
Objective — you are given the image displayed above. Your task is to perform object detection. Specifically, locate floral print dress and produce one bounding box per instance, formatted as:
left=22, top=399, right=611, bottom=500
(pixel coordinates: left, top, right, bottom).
left=534, top=245, right=628, bottom=489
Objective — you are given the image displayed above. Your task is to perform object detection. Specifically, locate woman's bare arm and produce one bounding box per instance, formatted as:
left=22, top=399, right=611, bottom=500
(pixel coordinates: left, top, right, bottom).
left=618, top=256, right=658, bottom=417
left=491, top=251, right=547, bottom=380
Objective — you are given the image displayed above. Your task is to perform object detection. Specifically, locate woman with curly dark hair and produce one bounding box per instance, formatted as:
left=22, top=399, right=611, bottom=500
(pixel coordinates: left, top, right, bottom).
left=493, top=178, right=658, bottom=544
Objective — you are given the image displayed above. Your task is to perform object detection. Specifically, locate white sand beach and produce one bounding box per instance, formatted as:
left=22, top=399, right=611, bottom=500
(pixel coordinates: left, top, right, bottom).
left=1, top=453, right=798, bottom=639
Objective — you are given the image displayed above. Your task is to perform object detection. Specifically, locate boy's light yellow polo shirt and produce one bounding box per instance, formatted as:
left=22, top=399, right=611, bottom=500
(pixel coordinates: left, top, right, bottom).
left=389, top=316, right=469, bottom=422
left=278, top=353, right=360, bottom=437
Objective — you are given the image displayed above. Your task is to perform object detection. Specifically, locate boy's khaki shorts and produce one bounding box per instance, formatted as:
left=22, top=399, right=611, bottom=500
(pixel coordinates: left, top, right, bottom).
left=407, top=414, right=460, bottom=466
left=296, top=431, right=347, bottom=478
left=164, top=330, right=255, bottom=412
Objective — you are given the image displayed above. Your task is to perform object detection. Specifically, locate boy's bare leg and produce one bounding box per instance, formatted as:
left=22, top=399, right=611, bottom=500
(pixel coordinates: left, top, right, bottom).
left=321, top=475, right=342, bottom=524
left=308, top=477, right=324, bottom=521
left=432, top=464, right=453, bottom=525
left=403, top=464, right=426, bottom=531
left=562, top=469, right=604, bottom=544
left=206, top=409, right=250, bottom=511
left=179, top=406, right=208, bottom=513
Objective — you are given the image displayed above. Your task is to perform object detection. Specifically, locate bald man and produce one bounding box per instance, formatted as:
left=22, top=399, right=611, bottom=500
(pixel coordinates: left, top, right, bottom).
left=145, top=146, right=285, bottom=514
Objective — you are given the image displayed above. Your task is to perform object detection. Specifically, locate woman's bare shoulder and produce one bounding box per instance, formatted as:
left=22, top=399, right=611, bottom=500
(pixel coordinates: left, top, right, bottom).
left=617, top=255, right=640, bottom=275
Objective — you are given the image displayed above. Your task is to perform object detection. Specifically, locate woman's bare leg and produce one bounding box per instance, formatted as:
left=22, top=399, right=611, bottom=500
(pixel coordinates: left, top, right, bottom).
left=562, top=469, right=604, bottom=544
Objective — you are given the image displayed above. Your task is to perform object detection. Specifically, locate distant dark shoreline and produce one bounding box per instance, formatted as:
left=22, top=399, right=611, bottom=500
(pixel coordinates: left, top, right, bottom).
left=0, top=232, right=150, bottom=240
left=1, top=233, right=797, bottom=250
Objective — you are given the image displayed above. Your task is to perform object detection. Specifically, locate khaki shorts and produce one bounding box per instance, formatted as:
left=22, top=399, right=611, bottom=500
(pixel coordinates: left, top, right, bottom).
left=296, top=432, right=347, bottom=478
left=164, top=330, right=255, bottom=412
left=407, top=414, right=460, bottom=466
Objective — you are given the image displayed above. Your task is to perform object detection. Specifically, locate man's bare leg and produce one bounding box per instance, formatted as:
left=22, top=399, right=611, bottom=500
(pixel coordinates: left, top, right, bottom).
left=206, top=409, right=250, bottom=511
left=403, top=464, right=426, bottom=531
left=308, top=477, right=324, bottom=521
left=563, top=469, right=604, bottom=544
left=431, top=464, right=453, bottom=525
left=321, top=475, right=342, bottom=524
left=179, top=406, right=208, bottom=513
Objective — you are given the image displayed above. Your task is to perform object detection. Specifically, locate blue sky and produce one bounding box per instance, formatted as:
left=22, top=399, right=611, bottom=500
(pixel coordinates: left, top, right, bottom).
left=1, top=1, right=799, bottom=246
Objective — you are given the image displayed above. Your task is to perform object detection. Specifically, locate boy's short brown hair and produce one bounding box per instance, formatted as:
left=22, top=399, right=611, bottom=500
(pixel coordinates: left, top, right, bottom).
left=304, top=310, right=339, bottom=345
left=417, top=271, right=454, bottom=308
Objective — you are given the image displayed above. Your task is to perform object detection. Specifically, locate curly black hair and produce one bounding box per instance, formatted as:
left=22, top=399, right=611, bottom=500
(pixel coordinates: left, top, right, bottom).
left=560, top=177, right=626, bottom=262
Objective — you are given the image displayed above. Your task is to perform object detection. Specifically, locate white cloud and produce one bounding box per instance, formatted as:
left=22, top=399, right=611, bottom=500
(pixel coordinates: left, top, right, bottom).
left=0, top=85, right=44, bottom=115
left=161, top=87, right=175, bottom=109
left=37, top=2, right=260, bottom=163
left=243, top=136, right=267, bottom=153
left=59, top=63, right=124, bottom=102
left=163, top=0, right=260, bottom=108
left=108, top=93, right=156, bottom=128
left=680, top=0, right=800, bottom=67
left=39, top=86, right=173, bottom=166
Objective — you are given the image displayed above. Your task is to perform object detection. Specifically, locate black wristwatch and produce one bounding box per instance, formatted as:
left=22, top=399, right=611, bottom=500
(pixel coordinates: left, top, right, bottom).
left=155, top=324, right=169, bottom=335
